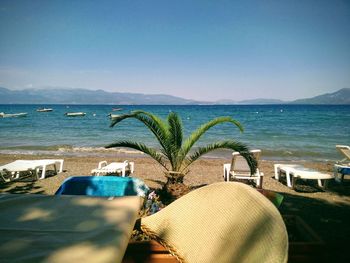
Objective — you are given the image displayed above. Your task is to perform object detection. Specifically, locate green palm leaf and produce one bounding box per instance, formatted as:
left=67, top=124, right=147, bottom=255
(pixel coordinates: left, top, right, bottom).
left=181, top=140, right=257, bottom=174
left=110, top=111, right=171, bottom=157
left=107, top=111, right=256, bottom=186
left=106, top=140, right=168, bottom=169
left=179, top=117, right=243, bottom=162
left=167, top=112, right=183, bottom=170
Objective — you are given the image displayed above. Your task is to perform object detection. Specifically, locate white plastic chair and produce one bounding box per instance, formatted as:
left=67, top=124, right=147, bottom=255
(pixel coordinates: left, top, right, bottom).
left=0, top=159, right=64, bottom=182
left=91, top=160, right=134, bottom=177
left=274, top=164, right=334, bottom=189
left=223, top=149, right=264, bottom=188
left=336, top=145, right=350, bottom=165
left=334, top=145, right=350, bottom=182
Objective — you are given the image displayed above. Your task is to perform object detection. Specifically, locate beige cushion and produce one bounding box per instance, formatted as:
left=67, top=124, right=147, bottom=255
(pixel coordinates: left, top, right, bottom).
left=141, top=182, right=288, bottom=263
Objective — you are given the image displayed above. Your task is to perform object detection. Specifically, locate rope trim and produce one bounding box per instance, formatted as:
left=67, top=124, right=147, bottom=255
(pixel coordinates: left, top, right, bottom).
left=140, top=224, right=186, bottom=263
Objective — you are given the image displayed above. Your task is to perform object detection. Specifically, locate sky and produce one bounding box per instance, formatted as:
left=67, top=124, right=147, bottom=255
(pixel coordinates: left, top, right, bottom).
left=0, top=0, right=349, bottom=102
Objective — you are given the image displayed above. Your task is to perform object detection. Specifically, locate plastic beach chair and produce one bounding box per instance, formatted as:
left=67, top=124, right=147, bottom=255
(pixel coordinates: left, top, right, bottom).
left=336, top=145, right=350, bottom=165
left=223, top=149, right=264, bottom=188
left=91, top=160, right=134, bottom=176
left=274, top=164, right=334, bottom=189
left=0, top=159, right=64, bottom=182
left=334, top=145, right=350, bottom=182
left=140, top=182, right=288, bottom=263
left=55, top=176, right=149, bottom=198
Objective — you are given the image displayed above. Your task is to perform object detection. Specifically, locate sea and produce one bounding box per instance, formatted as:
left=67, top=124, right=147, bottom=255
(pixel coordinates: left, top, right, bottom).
left=0, top=104, right=349, bottom=162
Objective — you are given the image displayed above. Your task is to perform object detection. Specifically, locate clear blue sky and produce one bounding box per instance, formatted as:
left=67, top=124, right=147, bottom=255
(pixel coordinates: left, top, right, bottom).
left=0, top=0, right=349, bottom=101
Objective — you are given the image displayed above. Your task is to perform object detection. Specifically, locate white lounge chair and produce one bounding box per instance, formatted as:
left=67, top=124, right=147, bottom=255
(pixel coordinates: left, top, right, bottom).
left=91, top=160, right=134, bottom=177
left=0, top=159, right=64, bottom=182
left=334, top=145, right=350, bottom=182
left=274, top=164, right=334, bottom=189
left=223, top=149, right=264, bottom=188
left=335, top=145, right=350, bottom=165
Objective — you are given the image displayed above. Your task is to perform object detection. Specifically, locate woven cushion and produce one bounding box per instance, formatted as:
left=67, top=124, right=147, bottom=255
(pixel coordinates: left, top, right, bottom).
left=141, top=182, right=288, bottom=263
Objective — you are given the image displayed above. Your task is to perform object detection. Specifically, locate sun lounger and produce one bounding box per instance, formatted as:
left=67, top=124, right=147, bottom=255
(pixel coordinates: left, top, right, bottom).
left=0, top=159, right=64, bottom=182
left=274, top=164, right=334, bottom=189
left=334, top=164, right=350, bottom=183
left=91, top=160, right=134, bottom=176
left=334, top=145, right=350, bottom=183
left=335, top=145, right=350, bottom=165
left=223, top=149, right=264, bottom=188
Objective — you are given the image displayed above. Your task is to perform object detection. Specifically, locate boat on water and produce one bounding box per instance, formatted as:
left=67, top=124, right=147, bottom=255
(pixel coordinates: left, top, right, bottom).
left=0, top=112, right=28, bottom=118
left=37, top=108, right=53, bottom=112
left=64, top=112, right=86, bottom=117
left=112, top=108, right=123, bottom=111
left=108, top=113, right=120, bottom=119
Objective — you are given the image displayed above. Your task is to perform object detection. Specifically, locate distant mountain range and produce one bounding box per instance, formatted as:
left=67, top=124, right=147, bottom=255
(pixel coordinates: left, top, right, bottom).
left=0, top=87, right=349, bottom=105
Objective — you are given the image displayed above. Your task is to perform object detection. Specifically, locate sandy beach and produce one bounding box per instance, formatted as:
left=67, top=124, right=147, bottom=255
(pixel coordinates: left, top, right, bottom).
left=1, top=153, right=350, bottom=261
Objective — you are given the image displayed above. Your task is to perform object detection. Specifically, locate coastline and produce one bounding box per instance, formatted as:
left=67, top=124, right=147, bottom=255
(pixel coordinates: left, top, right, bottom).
left=1, top=153, right=350, bottom=260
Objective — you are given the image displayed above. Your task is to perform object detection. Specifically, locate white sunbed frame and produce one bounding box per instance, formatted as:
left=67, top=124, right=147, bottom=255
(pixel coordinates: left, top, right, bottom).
left=223, top=149, right=264, bottom=188
left=0, top=159, right=64, bottom=182
left=334, top=145, right=350, bottom=183
left=274, top=164, right=334, bottom=190
left=91, top=160, right=134, bottom=177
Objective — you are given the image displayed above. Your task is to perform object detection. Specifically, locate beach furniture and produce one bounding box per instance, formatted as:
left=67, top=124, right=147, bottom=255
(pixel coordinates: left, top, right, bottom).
left=334, top=145, right=350, bottom=182
left=223, top=149, right=264, bottom=188
left=274, top=164, right=334, bottom=189
left=0, top=159, right=64, bottom=182
left=140, top=182, right=288, bottom=263
left=0, top=194, right=142, bottom=263
left=336, top=145, right=350, bottom=164
left=91, top=160, right=134, bottom=176
left=55, top=176, right=149, bottom=198
left=334, top=164, right=350, bottom=183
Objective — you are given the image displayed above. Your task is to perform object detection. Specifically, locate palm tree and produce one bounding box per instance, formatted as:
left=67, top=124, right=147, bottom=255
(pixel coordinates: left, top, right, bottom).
left=106, top=110, right=257, bottom=188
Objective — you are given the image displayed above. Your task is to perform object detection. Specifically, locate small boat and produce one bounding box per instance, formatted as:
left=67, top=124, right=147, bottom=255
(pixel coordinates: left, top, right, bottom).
left=0, top=112, right=28, bottom=118
left=108, top=113, right=120, bottom=119
left=112, top=108, right=123, bottom=111
left=64, top=112, right=86, bottom=117
left=37, top=108, right=53, bottom=112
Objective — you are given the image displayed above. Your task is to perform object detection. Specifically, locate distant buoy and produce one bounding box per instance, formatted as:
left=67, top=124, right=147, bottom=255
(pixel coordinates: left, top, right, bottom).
left=93, top=113, right=96, bottom=117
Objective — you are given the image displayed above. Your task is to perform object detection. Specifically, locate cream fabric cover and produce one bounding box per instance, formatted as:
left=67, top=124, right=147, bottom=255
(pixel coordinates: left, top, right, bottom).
left=141, top=182, right=288, bottom=263
left=0, top=194, right=142, bottom=263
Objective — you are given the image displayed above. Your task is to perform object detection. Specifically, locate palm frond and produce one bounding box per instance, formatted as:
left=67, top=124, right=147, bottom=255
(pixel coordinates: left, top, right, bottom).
left=167, top=112, right=183, bottom=170
left=105, top=140, right=168, bottom=169
left=109, top=112, right=138, bottom=127
left=179, top=117, right=244, bottom=161
left=181, top=140, right=257, bottom=174
left=110, top=111, right=171, bottom=156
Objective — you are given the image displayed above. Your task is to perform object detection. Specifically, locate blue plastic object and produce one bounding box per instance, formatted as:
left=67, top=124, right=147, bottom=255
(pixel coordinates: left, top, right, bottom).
left=55, top=176, right=149, bottom=197
left=338, top=167, right=350, bottom=175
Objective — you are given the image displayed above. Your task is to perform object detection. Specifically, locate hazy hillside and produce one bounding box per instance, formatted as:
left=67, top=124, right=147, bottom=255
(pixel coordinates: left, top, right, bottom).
left=291, top=88, right=350, bottom=104
left=0, top=87, right=199, bottom=105
left=0, top=87, right=349, bottom=104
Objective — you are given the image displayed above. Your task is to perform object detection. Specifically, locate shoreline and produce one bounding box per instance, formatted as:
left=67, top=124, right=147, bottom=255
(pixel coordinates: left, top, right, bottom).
left=1, top=153, right=350, bottom=259
left=0, top=147, right=340, bottom=163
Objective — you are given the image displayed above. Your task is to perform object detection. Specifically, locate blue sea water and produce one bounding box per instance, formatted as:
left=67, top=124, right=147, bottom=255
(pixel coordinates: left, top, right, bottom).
left=0, top=104, right=349, bottom=161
